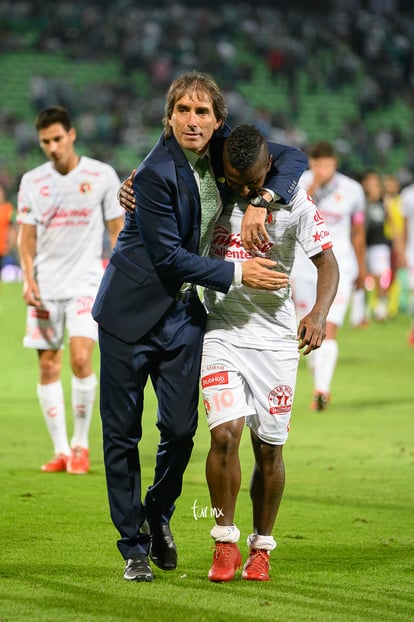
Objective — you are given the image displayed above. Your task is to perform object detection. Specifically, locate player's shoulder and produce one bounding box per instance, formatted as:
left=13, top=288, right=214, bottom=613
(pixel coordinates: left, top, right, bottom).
left=20, top=161, right=52, bottom=184
left=78, top=156, right=120, bottom=186
left=336, top=171, right=363, bottom=191
left=289, top=186, right=314, bottom=211
left=79, top=155, right=117, bottom=174
left=336, top=172, right=365, bottom=202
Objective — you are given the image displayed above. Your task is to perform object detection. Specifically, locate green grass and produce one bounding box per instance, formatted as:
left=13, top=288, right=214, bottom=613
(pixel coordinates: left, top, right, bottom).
left=0, top=282, right=413, bottom=622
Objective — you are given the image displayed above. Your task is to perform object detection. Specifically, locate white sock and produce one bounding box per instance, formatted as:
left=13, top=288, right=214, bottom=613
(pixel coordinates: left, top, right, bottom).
left=313, top=339, right=338, bottom=394
left=70, top=373, right=97, bottom=449
left=37, top=381, right=70, bottom=456
left=306, top=349, right=315, bottom=376
left=247, top=533, right=277, bottom=551
left=210, top=524, right=240, bottom=543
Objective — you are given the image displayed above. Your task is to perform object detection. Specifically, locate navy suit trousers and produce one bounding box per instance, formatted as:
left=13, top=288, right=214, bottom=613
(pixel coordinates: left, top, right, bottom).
left=98, top=296, right=206, bottom=560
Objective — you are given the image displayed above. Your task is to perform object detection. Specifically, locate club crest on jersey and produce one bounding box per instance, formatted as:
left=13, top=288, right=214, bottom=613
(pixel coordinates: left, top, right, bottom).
left=268, top=385, right=293, bottom=415
left=79, top=182, right=92, bottom=194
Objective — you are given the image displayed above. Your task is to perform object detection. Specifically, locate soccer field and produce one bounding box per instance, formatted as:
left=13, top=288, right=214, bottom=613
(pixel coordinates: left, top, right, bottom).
left=0, top=282, right=413, bottom=622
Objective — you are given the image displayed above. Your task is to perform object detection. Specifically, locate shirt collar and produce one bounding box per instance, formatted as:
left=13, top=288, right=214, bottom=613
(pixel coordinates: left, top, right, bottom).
left=182, top=148, right=210, bottom=170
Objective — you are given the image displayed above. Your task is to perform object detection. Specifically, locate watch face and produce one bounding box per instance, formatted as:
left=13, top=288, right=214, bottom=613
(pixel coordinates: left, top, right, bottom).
left=251, top=194, right=262, bottom=205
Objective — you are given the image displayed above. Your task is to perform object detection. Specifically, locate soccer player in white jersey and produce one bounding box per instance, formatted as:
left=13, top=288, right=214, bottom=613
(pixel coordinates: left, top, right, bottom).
left=201, top=126, right=339, bottom=582
left=400, top=181, right=414, bottom=346
left=291, top=141, right=366, bottom=411
left=17, top=106, right=125, bottom=474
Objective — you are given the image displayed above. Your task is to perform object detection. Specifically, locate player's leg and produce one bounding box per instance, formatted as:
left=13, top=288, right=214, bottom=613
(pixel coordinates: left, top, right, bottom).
left=310, top=273, right=352, bottom=411
left=201, top=339, right=249, bottom=581
left=243, top=348, right=297, bottom=581
left=249, top=433, right=284, bottom=537
left=242, top=434, right=282, bottom=581
left=23, top=300, right=70, bottom=470
left=66, top=296, right=98, bottom=473
left=206, top=418, right=245, bottom=526
left=367, top=244, right=392, bottom=322
left=310, top=320, right=338, bottom=411
left=37, top=348, right=71, bottom=470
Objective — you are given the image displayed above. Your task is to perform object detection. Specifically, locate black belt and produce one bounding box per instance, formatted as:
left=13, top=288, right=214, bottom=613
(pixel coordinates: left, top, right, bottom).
left=175, top=288, right=197, bottom=302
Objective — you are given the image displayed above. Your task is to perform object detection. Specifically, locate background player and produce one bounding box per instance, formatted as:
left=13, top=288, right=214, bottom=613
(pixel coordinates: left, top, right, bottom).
left=17, top=106, right=124, bottom=474
left=291, top=141, right=366, bottom=411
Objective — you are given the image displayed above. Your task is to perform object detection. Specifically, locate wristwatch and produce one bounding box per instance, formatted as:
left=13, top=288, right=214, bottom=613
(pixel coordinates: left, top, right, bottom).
left=249, top=193, right=271, bottom=209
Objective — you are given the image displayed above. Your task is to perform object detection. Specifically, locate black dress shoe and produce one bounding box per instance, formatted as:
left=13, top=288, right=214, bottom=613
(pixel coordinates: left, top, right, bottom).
left=144, top=522, right=177, bottom=570
left=123, top=553, right=154, bottom=582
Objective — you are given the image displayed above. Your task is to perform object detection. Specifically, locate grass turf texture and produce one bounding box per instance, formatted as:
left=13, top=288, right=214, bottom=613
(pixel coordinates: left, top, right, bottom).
left=0, top=282, right=413, bottom=622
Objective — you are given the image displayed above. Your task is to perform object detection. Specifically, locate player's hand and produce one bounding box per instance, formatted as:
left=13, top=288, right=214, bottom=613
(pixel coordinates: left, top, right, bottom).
left=241, top=204, right=270, bottom=251
left=22, top=278, right=42, bottom=307
left=297, top=313, right=327, bottom=355
left=117, top=169, right=136, bottom=214
left=241, top=257, right=289, bottom=290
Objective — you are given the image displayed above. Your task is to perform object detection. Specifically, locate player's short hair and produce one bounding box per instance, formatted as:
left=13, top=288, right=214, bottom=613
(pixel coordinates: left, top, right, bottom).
left=35, top=106, right=73, bottom=132
left=163, top=71, right=227, bottom=137
left=225, top=124, right=266, bottom=171
left=307, top=141, right=336, bottom=159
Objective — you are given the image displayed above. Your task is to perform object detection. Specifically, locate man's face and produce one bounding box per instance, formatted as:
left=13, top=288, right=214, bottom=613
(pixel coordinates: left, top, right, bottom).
left=168, top=90, right=222, bottom=155
left=309, top=156, right=337, bottom=185
left=223, top=145, right=271, bottom=198
left=38, top=123, right=77, bottom=172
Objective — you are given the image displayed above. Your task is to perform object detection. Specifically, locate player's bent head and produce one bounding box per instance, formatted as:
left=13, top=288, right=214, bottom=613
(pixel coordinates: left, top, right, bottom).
left=223, top=125, right=271, bottom=195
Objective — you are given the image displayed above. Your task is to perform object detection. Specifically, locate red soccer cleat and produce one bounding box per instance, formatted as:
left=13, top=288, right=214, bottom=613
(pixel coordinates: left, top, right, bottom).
left=208, top=542, right=242, bottom=582
left=66, top=447, right=90, bottom=474
left=242, top=548, right=270, bottom=581
left=41, top=454, right=69, bottom=473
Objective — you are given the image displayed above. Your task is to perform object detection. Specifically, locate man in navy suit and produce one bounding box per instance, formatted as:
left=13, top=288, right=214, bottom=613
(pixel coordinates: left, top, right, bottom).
left=92, top=71, right=307, bottom=582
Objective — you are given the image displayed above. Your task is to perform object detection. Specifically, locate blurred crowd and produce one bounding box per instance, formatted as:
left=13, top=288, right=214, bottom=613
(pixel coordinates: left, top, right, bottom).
left=0, top=0, right=413, bottom=332
left=1, top=1, right=414, bottom=193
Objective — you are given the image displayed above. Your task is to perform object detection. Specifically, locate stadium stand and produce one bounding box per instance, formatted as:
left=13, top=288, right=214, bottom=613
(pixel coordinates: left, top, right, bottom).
left=0, top=1, right=413, bottom=201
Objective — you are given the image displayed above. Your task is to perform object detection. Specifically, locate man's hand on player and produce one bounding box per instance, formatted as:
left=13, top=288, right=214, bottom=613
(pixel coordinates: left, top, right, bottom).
left=118, top=169, right=136, bottom=214
left=241, top=258, right=289, bottom=290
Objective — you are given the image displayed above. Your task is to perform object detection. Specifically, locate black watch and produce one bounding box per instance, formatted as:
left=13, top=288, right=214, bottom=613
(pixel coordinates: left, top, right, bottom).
left=249, top=194, right=271, bottom=209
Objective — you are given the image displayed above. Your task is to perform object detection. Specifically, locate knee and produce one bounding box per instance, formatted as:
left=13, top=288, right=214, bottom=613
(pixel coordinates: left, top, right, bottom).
left=210, top=422, right=242, bottom=456
left=39, top=355, right=61, bottom=383
left=70, top=350, right=92, bottom=376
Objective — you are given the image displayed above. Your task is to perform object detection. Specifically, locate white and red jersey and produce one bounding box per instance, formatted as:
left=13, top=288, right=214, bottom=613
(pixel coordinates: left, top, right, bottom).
left=292, top=170, right=365, bottom=282
left=204, top=187, right=333, bottom=350
left=17, top=156, right=123, bottom=299
left=400, top=183, right=414, bottom=270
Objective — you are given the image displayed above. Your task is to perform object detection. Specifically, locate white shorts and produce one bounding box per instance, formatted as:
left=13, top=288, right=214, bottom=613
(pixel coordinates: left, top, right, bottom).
left=23, top=295, right=98, bottom=350
left=366, top=244, right=391, bottom=276
left=294, top=271, right=354, bottom=328
left=201, top=338, right=299, bottom=445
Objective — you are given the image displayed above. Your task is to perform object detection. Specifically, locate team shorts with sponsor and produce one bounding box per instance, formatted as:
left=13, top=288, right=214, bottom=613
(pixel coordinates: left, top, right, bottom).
left=23, top=295, right=98, bottom=350
left=201, top=338, right=299, bottom=445
left=294, top=271, right=354, bottom=328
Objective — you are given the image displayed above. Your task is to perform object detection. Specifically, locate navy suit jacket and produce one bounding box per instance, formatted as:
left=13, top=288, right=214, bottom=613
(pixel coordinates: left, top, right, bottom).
left=92, top=127, right=307, bottom=343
